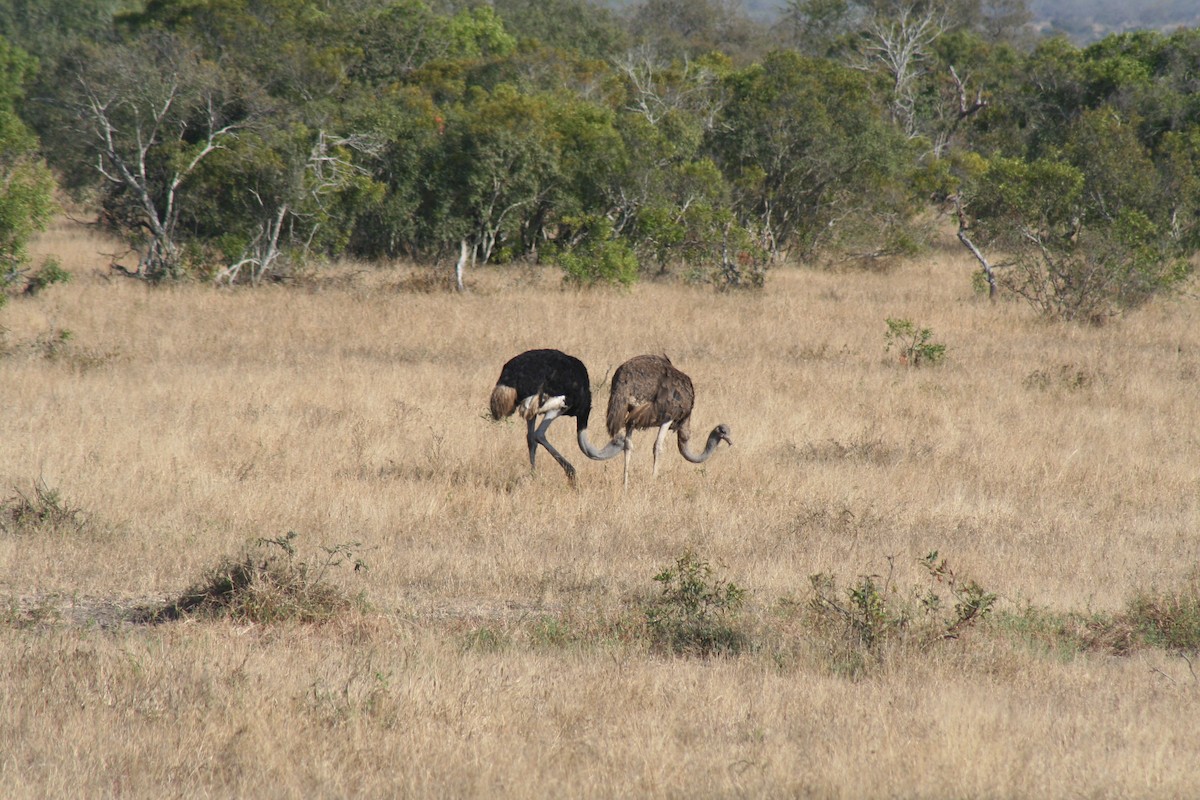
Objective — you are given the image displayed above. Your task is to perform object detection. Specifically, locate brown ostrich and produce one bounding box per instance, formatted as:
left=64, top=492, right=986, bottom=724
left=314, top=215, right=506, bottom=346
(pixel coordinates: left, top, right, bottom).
left=489, top=349, right=625, bottom=484
left=605, top=354, right=732, bottom=489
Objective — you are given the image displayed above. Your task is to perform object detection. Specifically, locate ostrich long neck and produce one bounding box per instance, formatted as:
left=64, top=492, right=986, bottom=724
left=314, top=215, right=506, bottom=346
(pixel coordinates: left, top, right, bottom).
left=577, top=420, right=625, bottom=460
left=678, top=426, right=725, bottom=463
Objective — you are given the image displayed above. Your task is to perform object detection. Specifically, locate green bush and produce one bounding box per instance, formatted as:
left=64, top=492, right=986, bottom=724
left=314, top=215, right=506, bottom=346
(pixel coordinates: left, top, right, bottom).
left=884, top=318, right=946, bottom=366
left=807, top=553, right=996, bottom=676
left=644, top=550, right=748, bottom=656
left=555, top=215, right=640, bottom=287
left=21, top=258, right=70, bottom=296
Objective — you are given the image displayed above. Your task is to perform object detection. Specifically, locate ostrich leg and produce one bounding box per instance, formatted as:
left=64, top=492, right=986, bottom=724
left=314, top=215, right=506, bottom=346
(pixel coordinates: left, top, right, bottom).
left=652, top=421, right=672, bottom=478
left=532, top=412, right=577, bottom=484
left=526, top=417, right=539, bottom=468
left=622, top=435, right=634, bottom=492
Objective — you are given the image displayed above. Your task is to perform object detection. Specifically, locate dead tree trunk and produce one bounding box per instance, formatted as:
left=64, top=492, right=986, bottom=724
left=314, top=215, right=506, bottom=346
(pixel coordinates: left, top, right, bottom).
left=954, top=196, right=997, bottom=300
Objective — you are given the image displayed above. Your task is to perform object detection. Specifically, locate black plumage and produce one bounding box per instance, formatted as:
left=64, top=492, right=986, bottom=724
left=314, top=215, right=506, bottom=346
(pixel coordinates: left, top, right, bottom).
left=489, top=349, right=624, bottom=484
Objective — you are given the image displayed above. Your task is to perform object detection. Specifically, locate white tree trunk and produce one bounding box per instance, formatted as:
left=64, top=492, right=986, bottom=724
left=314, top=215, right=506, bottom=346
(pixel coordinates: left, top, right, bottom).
left=455, top=238, right=469, bottom=293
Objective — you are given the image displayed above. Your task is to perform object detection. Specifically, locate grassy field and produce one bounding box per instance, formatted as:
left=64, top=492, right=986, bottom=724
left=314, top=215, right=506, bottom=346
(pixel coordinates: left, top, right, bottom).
left=2, top=219, right=1199, bottom=797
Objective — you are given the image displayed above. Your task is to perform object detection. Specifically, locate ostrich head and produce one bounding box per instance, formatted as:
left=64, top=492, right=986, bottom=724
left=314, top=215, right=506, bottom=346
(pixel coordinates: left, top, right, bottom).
left=712, top=424, right=733, bottom=447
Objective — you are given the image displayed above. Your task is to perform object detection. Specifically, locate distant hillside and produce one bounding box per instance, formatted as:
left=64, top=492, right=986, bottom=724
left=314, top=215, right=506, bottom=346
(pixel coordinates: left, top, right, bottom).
left=1029, top=0, right=1200, bottom=41
left=733, top=0, right=1199, bottom=42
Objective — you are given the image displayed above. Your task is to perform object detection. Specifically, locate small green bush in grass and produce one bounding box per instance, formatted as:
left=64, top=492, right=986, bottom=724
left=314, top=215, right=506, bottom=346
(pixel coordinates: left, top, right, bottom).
left=644, top=550, right=748, bottom=657
left=142, top=532, right=368, bottom=624
left=884, top=318, right=947, bottom=366
left=807, top=552, right=997, bottom=676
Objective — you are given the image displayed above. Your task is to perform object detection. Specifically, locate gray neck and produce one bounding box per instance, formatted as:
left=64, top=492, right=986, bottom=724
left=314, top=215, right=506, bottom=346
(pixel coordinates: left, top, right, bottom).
left=578, top=427, right=625, bottom=461
left=678, top=428, right=725, bottom=464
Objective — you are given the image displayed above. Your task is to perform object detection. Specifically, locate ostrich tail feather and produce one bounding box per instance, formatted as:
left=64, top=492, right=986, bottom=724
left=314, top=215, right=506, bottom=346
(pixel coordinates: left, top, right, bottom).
left=489, top=384, right=518, bottom=420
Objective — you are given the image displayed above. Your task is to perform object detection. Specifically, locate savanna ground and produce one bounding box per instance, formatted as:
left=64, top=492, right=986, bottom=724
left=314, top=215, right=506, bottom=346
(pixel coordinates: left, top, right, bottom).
left=2, top=218, right=1199, bottom=798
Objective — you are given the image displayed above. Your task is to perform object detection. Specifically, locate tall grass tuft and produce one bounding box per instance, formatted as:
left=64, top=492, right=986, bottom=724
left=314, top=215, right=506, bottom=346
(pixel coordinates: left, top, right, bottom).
left=1123, top=577, right=1200, bottom=653
left=0, top=481, right=85, bottom=536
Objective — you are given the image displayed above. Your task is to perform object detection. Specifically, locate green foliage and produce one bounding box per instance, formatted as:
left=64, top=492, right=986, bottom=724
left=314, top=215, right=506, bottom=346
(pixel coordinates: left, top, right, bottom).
left=996, top=575, right=1200, bottom=658
left=709, top=51, right=919, bottom=261
left=347, top=87, right=446, bottom=259
left=918, top=552, right=998, bottom=640
left=0, top=39, right=56, bottom=283
left=884, top=318, right=946, bottom=366
left=445, top=5, right=516, bottom=62
left=18, top=257, right=69, bottom=296
left=949, top=29, right=1200, bottom=318
left=143, top=531, right=368, bottom=624
left=555, top=215, right=639, bottom=287
left=430, top=84, right=559, bottom=263
left=808, top=570, right=906, bottom=667
left=1155, top=126, right=1200, bottom=252
left=808, top=553, right=996, bottom=676
left=962, top=147, right=1190, bottom=322
left=8, top=0, right=1200, bottom=299
left=491, top=0, right=627, bottom=60
left=351, top=0, right=515, bottom=89
left=0, top=0, right=128, bottom=61
left=645, top=550, right=748, bottom=656
left=194, top=123, right=385, bottom=283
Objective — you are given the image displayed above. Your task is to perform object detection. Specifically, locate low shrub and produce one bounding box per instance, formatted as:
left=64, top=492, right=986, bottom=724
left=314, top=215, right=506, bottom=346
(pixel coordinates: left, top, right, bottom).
left=141, top=532, right=368, bottom=624
left=644, top=550, right=748, bottom=657
left=884, top=318, right=947, bottom=367
left=807, top=552, right=997, bottom=676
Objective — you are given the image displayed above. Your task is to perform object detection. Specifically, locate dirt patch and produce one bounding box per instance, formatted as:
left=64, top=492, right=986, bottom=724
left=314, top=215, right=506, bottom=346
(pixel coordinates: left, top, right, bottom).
left=7, top=593, right=170, bottom=630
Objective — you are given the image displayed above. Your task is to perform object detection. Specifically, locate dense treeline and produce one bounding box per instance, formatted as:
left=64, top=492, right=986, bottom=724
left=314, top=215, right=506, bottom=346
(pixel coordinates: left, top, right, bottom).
left=1, top=0, right=1199, bottom=319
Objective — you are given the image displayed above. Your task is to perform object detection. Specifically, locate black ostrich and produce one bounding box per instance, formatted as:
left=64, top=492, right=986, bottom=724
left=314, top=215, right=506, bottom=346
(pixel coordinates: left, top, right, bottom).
left=489, top=349, right=626, bottom=484
left=606, top=354, right=732, bottom=489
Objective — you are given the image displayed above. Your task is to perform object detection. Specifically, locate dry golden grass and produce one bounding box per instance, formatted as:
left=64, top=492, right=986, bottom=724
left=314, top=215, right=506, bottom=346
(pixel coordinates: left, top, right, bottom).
left=2, top=220, right=1199, bottom=797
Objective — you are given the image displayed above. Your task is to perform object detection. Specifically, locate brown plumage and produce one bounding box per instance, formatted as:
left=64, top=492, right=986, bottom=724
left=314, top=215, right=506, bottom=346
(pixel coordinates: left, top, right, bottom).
left=606, top=354, right=732, bottom=489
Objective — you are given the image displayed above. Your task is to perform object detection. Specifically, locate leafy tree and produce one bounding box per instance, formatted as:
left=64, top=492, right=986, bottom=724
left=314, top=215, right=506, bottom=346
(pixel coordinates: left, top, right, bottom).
left=351, top=0, right=515, bottom=88
left=602, top=51, right=764, bottom=279
left=426, top=84, right=559, bottom=272
left=46, top=31, right=252, bottom=279
left=959, top=150, right=1190, bottom=322
left=1156, top=126, right=1200, bottom=253
left=943, top=30, right=1200, bottom=318
left=554, top=214, right=639, bottom=287
left=491, top=0, right=627, bottom=60
left=0, top=37, right=57, bottom=297
left=0, top=0, right=129, bottom=59
left=709, top=50, right=918, bottom=261
left=120, top=0, right=350, bottom=107
left=193, top=124, right=384, bottom=285
left=344, top=86, right=444, bottom=260
left=624, top=0, right=769, bottom=64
